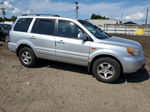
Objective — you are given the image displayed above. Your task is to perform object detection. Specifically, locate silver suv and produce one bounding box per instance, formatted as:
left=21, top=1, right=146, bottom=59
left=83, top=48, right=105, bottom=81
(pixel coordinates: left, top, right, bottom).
left=8, top=15, right=145, bottom=83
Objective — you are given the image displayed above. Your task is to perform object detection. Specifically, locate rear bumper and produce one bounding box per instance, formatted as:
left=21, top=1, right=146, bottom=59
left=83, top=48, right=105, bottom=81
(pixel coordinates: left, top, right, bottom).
left=0, top=36, right=6, bottom=41
left=8, top=42, right=17, bottom=53
left=122, top=56, right=145, bottom=73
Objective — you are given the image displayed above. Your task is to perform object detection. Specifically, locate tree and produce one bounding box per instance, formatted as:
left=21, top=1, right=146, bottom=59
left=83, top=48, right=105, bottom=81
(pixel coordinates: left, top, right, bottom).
left=10, top=16, right=17, bottom=22
left=90, top=13, right=109, bottom=19
left=0, top=16, right=17, bottom=22
left=0, top=17, right=3, bottom=22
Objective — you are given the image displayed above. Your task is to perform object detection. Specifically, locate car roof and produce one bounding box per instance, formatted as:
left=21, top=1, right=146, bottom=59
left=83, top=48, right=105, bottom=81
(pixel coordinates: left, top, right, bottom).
left=18, top=15, right=78, bottom=22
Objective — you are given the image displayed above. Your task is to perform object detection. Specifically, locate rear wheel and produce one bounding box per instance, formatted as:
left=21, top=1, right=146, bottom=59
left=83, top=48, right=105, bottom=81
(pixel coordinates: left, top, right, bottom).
left=92, top=57, right=121, bottom=83
left=19, top=47, right=37, bottom=67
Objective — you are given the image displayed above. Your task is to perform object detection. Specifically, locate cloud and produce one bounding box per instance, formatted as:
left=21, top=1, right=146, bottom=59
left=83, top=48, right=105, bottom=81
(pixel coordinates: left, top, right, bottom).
left=79, top=2, right=122, bottom=18
left=83, top=0, right=91, bottom=1
left=0, top=0, right=30, bottom=14
left=1, top=0, right=150, bottom=24
left=124, top=12, right=145, bottom=21
left=26, top=0, right=122, bottom=19
left=14, top=0, right=149, bottom=24
left=29, top=0, right=74, bottom=12
left=27, top=0, right=145, bottom=20
left=5, top=0, right=16, bottom=2
left=12, top=7, right=21, bottom=14
left=3, top=1, right=13, bottom=8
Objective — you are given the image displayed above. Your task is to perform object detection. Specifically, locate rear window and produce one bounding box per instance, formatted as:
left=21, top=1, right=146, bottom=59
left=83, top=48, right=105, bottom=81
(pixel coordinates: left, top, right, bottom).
left=31, top=18, right=55, bottom=35
left=14, top=18, right=33, bottom=32
left=0, top=24, right=12, bottom=31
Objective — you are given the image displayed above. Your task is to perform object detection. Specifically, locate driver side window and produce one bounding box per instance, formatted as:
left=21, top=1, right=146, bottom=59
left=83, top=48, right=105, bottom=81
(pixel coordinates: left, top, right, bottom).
left=58, top=20, right=83, bottom=38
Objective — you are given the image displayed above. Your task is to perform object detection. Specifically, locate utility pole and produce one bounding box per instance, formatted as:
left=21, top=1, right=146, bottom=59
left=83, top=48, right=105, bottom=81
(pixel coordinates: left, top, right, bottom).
left=0, top=2, right=14, bottom=22
left=2, top=8, right=6, bottom=19
left=120, top=13, right=123, bottom=24
left=145, top=7, right=149, bottom=25
left=0, top=2, right=6, bottom=21
left=74, top=2, right=79, bottom=19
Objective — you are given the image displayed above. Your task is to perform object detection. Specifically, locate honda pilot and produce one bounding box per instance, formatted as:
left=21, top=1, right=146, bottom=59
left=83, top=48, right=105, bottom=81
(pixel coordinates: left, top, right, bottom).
left=8, top=15, right=145, bottom=83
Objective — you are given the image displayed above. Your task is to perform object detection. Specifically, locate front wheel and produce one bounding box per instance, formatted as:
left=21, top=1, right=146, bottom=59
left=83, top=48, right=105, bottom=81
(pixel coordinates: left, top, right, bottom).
left=92, top=57, right=121, bottom=83
left=18, top=47, right=37, bottom=67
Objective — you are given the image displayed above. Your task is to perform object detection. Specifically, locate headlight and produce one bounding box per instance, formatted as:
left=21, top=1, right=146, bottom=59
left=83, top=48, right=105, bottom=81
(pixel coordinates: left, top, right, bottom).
left=127, top=47, right=140, bottom=56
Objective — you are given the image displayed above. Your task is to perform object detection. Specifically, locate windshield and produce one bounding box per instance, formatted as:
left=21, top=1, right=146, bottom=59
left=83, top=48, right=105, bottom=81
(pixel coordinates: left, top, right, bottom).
left=0, top=24, right=12, bottom=31
left=78, top=20, right=109, bottom=39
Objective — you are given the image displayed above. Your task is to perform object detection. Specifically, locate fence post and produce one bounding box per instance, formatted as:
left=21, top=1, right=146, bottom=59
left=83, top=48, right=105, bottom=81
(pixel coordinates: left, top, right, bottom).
left=104, top=25, right=105, bottom=32
left=115, top=25, right=116, bottom=34
left=125, top=25, right=126, bottom=35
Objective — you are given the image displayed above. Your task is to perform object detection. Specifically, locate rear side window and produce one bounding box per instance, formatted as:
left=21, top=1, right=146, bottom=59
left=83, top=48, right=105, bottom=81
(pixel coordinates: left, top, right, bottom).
left=14, top=18, right=32, bottom=32
left=31, top=19, right=55, bottom=35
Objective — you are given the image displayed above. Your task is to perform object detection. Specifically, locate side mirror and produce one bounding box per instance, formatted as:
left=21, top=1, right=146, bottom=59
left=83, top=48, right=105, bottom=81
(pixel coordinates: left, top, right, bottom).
left=78, top=33, right=88, bottom=41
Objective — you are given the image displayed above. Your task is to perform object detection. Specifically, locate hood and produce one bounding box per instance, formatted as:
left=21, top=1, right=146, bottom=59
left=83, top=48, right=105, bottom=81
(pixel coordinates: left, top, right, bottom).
left=97, top=36, right=141, bottom=48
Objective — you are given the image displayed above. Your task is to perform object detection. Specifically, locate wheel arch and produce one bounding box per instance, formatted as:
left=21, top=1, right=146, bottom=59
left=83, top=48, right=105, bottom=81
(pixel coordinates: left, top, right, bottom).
left=16, top=44, right=33, bottom=56
left=88, top=54, right=123, bottom=74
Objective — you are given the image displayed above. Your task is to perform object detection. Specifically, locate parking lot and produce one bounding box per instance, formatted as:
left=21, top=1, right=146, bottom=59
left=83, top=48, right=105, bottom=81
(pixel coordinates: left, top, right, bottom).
left=0, top=35, right=150, bottom=112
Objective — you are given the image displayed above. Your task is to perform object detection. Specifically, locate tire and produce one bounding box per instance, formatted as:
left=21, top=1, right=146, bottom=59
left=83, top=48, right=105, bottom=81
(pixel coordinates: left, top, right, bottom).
left=92, top=57, right=121, bottom=83
left=5, top=35, right=10, bottom=43
left=18, top=47, right=37, bottom=67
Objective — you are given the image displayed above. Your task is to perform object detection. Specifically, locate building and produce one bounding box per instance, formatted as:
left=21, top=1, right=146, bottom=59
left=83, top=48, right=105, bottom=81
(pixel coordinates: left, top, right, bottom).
left=123, top=21, right=137, bottom=25
left=87, top=19, right=120, bottom=27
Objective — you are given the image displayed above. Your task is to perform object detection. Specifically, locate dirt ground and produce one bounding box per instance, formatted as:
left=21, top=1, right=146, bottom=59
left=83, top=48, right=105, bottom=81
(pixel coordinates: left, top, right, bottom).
left=0, top=35, right=150, bottom=112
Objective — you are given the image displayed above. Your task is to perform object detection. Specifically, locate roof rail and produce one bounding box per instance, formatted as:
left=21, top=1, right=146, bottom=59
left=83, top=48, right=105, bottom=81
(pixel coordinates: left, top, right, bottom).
left=21, top=14, right=60, bottom=17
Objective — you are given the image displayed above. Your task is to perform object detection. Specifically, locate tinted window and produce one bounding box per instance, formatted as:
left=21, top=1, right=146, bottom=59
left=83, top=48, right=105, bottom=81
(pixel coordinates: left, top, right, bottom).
left=0, top=24, right=12, bottom=31
left=58, top=20, right=83, bottom=38
left=14, top=18, right=32, bottom=32
left=0, top=27, right=2, bottom=32
left=31, top=19, right=55, bottom=35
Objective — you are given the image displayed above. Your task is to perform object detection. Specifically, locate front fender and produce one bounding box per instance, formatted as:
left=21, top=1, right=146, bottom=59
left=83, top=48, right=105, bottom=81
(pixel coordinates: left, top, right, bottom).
left=89, top=49, right=125, bottom=64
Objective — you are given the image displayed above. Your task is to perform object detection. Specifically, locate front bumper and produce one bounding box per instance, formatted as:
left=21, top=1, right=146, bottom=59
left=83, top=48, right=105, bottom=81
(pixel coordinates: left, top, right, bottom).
left=122, top=56, right=145, bottom=73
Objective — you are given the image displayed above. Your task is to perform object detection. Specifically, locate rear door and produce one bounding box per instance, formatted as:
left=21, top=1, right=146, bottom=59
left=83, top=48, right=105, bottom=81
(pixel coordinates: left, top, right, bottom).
left=30, top=18, right=56, bottom=60
left=55, top=20, right=91, bottom=66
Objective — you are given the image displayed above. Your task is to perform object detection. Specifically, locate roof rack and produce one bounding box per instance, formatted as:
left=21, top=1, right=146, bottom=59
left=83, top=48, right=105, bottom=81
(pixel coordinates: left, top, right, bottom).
left=21, top=14, right=60, bottom=17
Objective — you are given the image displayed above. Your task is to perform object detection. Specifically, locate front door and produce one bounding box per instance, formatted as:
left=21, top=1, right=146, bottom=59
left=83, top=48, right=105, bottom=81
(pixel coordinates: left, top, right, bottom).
left=56, top=20, right=90, bottom=66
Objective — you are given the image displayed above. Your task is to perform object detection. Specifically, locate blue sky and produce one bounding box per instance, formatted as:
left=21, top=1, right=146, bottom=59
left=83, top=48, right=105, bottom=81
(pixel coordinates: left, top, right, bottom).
left=0, top=0, right=150, bottom=24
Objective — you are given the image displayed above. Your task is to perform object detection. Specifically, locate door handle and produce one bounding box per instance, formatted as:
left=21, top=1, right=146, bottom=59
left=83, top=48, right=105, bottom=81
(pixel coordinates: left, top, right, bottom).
left=30, top=36, right=36, bottom=40
left=56, top=40, right=65, bottom=44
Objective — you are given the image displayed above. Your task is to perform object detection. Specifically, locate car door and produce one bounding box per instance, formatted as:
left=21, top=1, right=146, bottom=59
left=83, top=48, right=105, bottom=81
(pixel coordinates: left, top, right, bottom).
left=30, top=18, right=56, bottom=60
left=55, top=20, right=91, bottom=66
